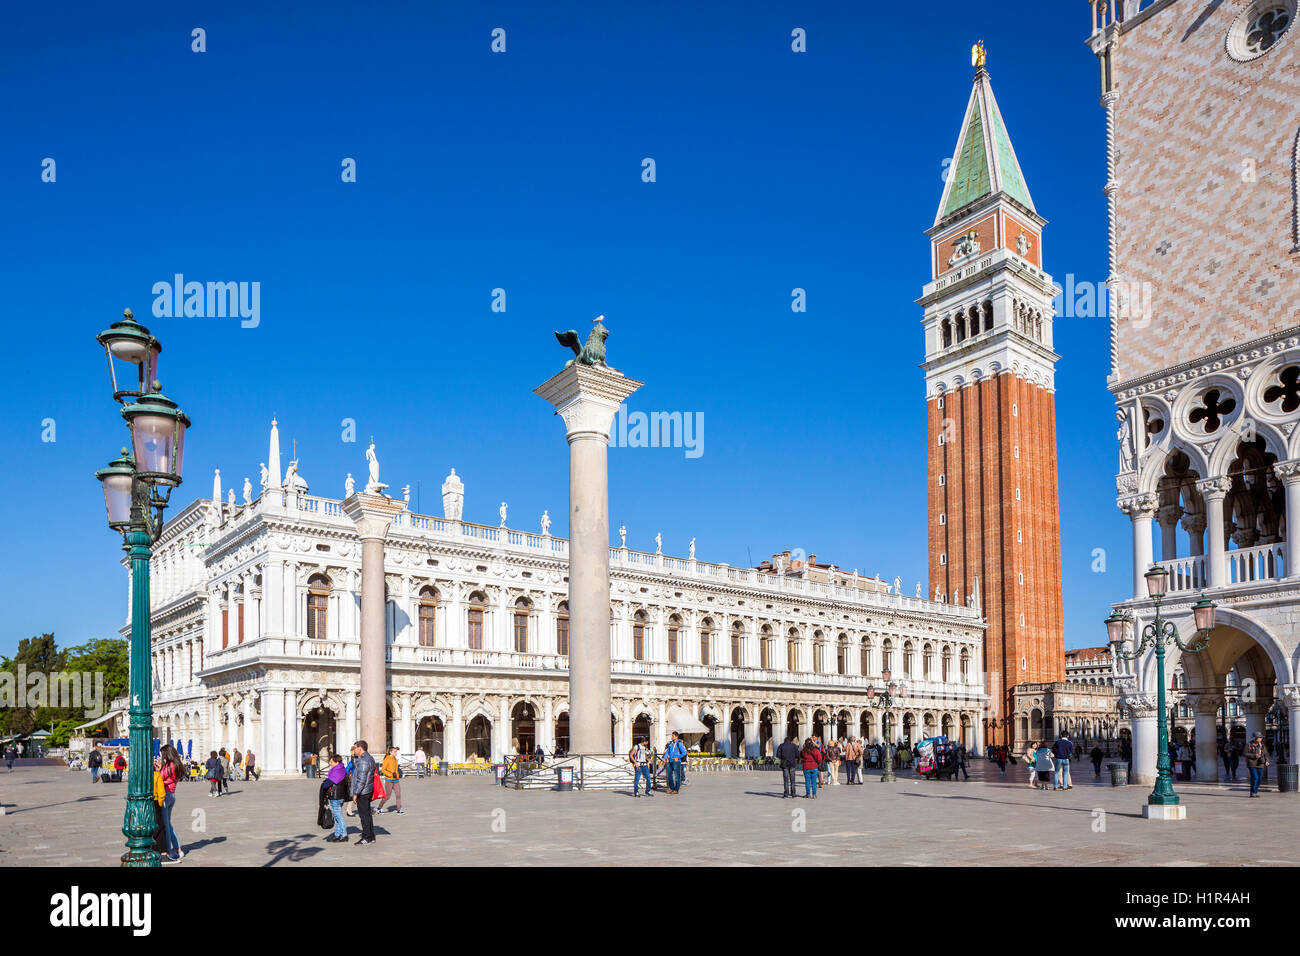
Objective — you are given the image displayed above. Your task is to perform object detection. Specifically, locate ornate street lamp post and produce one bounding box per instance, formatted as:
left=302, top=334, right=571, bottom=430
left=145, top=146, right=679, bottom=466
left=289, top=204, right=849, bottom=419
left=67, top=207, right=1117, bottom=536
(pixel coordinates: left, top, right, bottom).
left=94, top=309, right=190, bottom=868
left=1105, top=566, right=1216, bottom=811
left=868, top=670, right=906, bottom=784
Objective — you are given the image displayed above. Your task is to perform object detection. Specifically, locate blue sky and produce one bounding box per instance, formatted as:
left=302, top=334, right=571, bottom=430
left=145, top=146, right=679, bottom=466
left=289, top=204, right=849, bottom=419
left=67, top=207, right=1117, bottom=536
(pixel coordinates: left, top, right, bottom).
left=0, top=1, right=1125, bottom=656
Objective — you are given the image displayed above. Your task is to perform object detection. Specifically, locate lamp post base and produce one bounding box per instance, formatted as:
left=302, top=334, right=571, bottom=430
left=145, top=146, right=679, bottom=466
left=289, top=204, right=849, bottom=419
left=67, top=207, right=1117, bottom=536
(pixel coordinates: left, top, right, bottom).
left=1142, top=803, right=1187, bottom=821
left=880, top=772, right=896, bottom=783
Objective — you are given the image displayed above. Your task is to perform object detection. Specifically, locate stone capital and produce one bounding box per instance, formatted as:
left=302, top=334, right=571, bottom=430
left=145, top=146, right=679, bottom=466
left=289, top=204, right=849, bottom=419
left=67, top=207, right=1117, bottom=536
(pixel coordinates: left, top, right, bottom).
left=1180, top=512, right=1207, bottom=534
left=1273, top=459, right=1300, bottom=484
left=1189, top=694, right=1225, bottom=716
left=1156, top=504, right=1184, bottom=527
left=535, top=365, right=644, bottom=442
left=1117, top=492, right=1159, bottom=519
left=1282, top=685, right=1300, bottom=709
left=1195, top=476, right=1233, bottom=500
left=1121, top=693, right=1159, bottom=717
left=341, top=492, right=407, bottom=539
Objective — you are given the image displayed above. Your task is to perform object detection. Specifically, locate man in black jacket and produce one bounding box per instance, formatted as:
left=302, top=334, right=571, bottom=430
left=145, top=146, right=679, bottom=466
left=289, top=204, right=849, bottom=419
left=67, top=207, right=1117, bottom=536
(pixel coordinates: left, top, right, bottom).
left=349, top=741, right=378, bottom=845
left=88, top=747, right=103, bottom=784
left=776, top=736, right=801, bottom=798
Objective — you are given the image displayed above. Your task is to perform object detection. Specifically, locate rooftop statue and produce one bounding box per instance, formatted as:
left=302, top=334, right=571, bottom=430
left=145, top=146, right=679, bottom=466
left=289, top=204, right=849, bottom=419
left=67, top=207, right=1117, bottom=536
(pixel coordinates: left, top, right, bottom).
left=554, top=316, right=610, bottom=369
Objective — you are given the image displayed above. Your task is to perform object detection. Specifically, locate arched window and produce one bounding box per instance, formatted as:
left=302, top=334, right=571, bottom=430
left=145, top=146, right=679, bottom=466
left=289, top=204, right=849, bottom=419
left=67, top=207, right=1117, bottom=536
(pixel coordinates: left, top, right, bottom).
left=837, top=634, right=848, bottom=675
left=513, top=597, right=531, bottom=653
left=861, top=638, right=873, bottom=676
left=700, top=617, right=712, bottom=665
left=760, top=626, right=773, bottom=669
left=881, top=638, right=893, bottom=674
left=813, top=630, right=825, bottom=672
left=941, top=317, right=952, bottom=348
left=307, top=574, right=330, bottom=640
left=467, top=591, right=486, bottom=650
left=959, top=647, right=969, bottom=681
left=418, top=586, right=438, bottom=647
left=983, top=300, right=993, bottom=332
left=955, top=308, right=966, bottom=343
left=667, top=614, right=680, bottom=663
left=556, top=601, right=569, bottom=656
left=731, top=621, right=743, bottom=666
left=787, top=628, right=800, bottom=672
left=903, top=641, right=914, bottom=678
left=633, top=610, right=647, bottom=661
left=923, top=643, right=934, bottom=679
left=942, top=645, right=952, bottom=682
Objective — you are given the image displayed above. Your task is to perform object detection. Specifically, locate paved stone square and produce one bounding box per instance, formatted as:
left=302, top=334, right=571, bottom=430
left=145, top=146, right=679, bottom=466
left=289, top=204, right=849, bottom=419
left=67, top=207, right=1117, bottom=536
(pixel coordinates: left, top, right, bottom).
left=1, top=759, right=1295, bottom=866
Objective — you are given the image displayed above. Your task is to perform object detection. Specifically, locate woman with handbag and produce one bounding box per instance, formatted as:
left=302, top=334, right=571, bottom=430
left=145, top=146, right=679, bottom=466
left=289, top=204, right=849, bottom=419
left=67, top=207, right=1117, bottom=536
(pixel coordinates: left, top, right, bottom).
left=155, top=744, right=185, bottom=862
left=321, top=754, right=349, bottom=842
left=205, top=750, right=223, bottom=797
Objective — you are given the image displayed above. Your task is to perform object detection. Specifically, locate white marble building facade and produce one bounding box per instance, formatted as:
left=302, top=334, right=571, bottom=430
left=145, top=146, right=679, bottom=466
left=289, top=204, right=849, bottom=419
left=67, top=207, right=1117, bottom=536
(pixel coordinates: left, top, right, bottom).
left=135, top=430, right=988, bottom=776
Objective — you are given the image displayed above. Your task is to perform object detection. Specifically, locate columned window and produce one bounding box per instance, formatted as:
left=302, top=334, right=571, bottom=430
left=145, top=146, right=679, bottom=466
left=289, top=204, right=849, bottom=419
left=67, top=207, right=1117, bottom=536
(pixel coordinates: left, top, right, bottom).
left=942, top=645, right=952, bottom=682
left=882, top=638, right=893, bottom=674
left=556, top=601, right=569, bottom=656
left=960, top=647, right=970, bottom=681
left=731, top=621, right=743, bottom=666
left=787, top=628, right=799, bottom=672
left=633, top=610, right=647, bottom=661
left=923, top=643, right=934, bottom=679
left=467, top=592, right=486, bottom=650
left=513, top=597, right=531, bottom=653
left=837, top=634, right=848, bottom=675
left=760, top=626, right=773, bottom=669
left=307, top=574, right=330, bottom=641
left=861, top=638, right=872, bottom=676
left=667, top=614, right=680, bottom=663
left=700, top=617, right=712, bottom=664
left=418, top=586, right=438, bottom=647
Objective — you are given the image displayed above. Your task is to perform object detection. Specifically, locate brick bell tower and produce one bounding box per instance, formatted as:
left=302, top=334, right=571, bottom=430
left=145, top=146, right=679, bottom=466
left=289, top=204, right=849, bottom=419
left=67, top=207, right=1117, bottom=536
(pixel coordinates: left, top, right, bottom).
left=920, top=46, right=1065, bottom=747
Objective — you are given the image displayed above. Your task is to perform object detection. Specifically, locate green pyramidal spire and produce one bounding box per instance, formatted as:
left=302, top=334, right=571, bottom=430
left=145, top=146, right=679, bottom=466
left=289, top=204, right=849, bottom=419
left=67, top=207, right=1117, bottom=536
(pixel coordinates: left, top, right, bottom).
left=937, top=64, right=1035, bottom=223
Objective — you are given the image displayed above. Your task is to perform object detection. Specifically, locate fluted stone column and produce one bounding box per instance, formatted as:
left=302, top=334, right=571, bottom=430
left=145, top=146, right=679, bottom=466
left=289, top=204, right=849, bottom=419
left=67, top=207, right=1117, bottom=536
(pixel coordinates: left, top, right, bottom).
left=342, top=493, right=406, bottom=750
left=1126, top=693, right=1159, bottom=787
left=536, top=364, right=643, bottom=757
left=1284, top=686, right=1300, bottom=765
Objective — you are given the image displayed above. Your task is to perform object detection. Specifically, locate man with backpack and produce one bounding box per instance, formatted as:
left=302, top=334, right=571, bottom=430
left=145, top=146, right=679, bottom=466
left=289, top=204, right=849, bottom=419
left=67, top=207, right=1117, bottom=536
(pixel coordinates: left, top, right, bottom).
left=629, top=739, right=653, bottom=797
left=777, top=735, right=801, bottom=797
left=88, top=746, right=103, bottom=784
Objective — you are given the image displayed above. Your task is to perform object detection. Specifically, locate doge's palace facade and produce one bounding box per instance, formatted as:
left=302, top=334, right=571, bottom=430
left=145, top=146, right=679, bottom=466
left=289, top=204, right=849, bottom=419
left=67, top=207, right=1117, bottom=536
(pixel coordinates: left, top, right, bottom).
left=1090, top=0, right=1300, bottom=786
left=135, top=423, right=988, bottom=776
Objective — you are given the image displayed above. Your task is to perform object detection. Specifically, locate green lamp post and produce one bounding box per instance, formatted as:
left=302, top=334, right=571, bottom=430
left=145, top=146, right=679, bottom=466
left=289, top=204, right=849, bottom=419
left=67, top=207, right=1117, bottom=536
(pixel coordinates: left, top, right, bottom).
left=94, top=309, right=190, bottom=868
left=868, top=670, right=905, bottom=783
left=1105, top=567, right=1217, bottom=810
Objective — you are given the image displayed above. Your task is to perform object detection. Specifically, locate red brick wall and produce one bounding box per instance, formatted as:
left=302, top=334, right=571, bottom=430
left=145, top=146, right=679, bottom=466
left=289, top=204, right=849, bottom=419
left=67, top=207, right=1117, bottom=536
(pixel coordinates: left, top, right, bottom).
left=928, top=374, right=1065, bottom=745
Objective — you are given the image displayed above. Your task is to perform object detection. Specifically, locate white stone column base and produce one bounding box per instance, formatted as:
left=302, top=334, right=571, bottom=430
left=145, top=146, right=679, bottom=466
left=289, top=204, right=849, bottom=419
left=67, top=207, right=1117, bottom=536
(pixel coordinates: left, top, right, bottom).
left=1142, top=804, right=1186, bottom=821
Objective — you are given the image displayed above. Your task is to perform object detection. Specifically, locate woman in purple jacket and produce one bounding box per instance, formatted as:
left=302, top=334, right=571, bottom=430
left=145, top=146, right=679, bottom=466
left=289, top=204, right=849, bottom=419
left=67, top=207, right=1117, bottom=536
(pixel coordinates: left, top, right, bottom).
left=322, top=754, right=349, bottom=842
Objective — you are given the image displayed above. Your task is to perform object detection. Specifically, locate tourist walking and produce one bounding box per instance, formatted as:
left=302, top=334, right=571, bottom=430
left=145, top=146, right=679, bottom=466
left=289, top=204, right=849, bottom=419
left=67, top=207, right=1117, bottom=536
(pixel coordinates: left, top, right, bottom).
left=1090, top=745, right=1104, bottom=778
left=414, top=747, right=427, bottom=778
left=664, top=731, right=687, bottom=794
left=844, top=737, right=862, bottom=784
left=1228, top=742, right=1241, bottom=781
left=777, top=735, right=801, bottom=797
left=1025, top=742, right=1040, bottom=789
left=954, top=743, right=969, bottom=780
left=4, top=744, right=15, bottom=771
left=244, top=749, right=256, bottom=781
left=800, top=737, right=823, bottom=798
left=629, top=739, right=653, bottom=797
left=218, top=749, right=232, bottom=793
left=156, top=743, right=185, bottom=863
left=112, top=751, right=127, bottom=782
left=826, top=739, right=842, bottom=785
left=205, top=750, right=223, bottom=796
left=349, top=741, right=377, bottom=844
left=375, top=746, right=403, bottom=813
left=1034, top=741, right=1055, bottom=791
left=1245, top=732, right=1269, bottom=797
left=232, top=748, right=243, bottom=781
left=994, top=745, right=1007, bottom=774
left=88, top=746, right=102, bottom=784
left=323, top=754, right=349, bottom=842
left=1051, top=732, right=1074, bottom=790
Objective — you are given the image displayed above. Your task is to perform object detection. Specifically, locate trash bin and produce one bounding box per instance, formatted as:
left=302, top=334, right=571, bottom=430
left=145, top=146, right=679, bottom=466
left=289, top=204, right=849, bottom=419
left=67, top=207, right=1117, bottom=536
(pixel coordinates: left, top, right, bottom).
left=1108, top=761, right=1129, bottom=786
left=1278, top=764, right=1299, bottom=793
left=555, top=765, right=575, bottom=792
